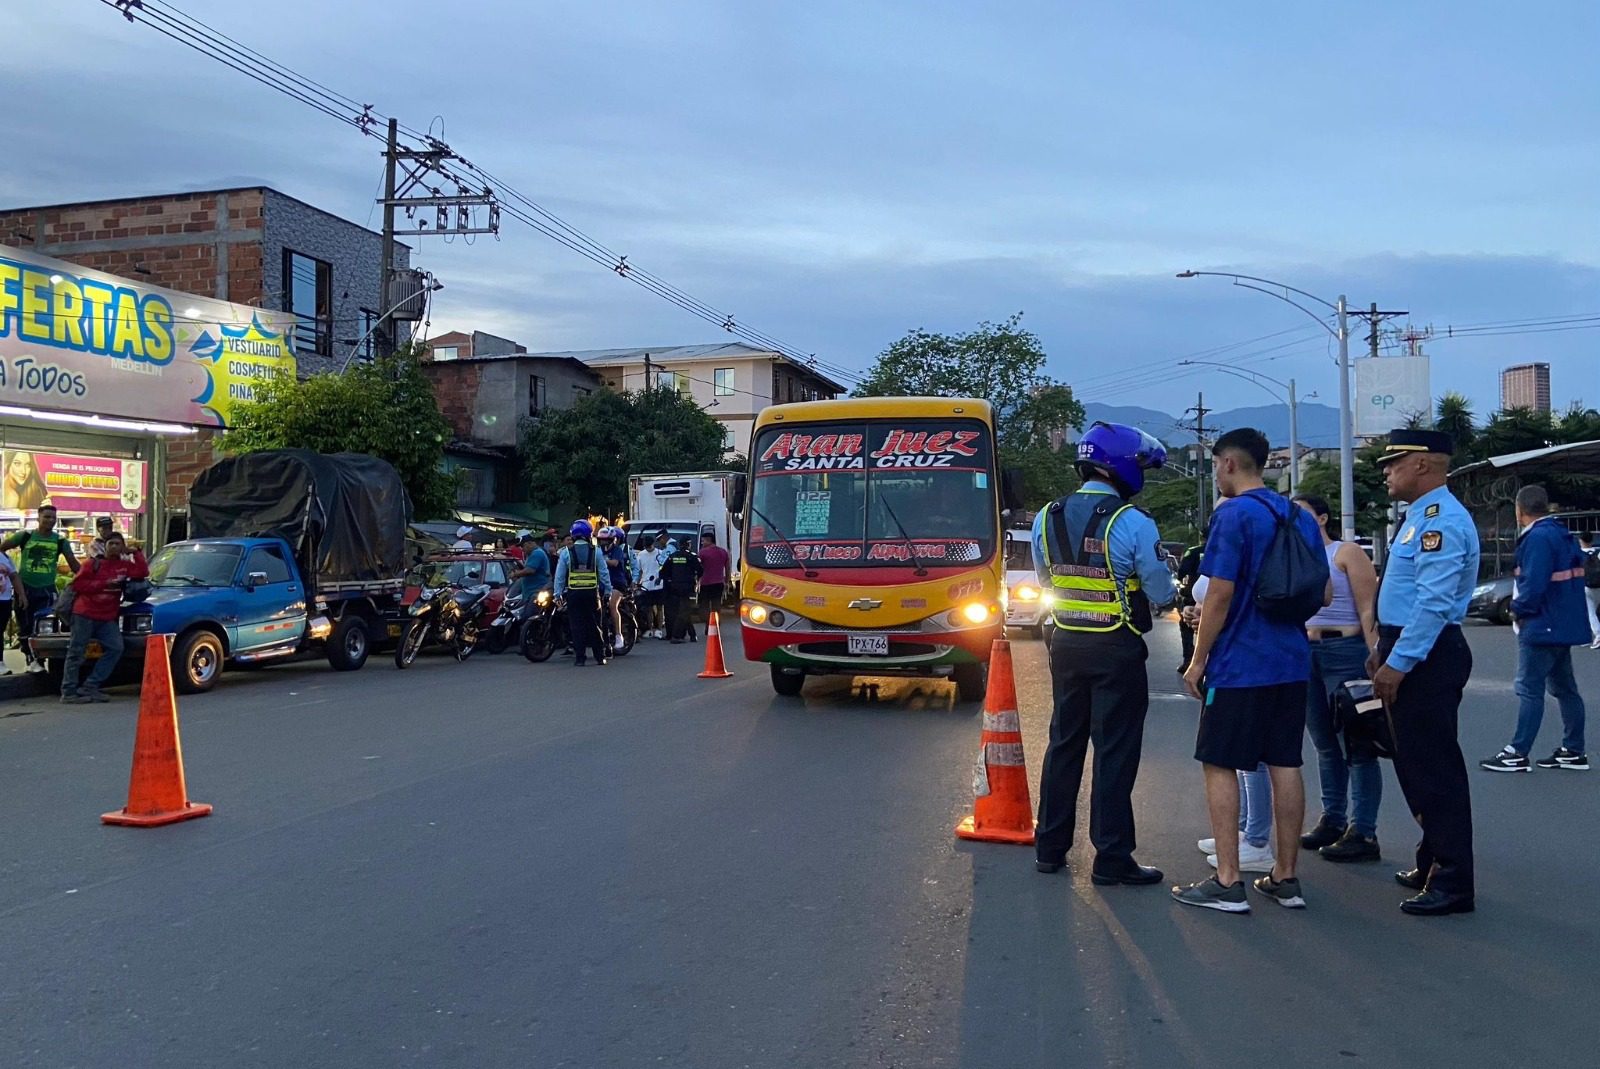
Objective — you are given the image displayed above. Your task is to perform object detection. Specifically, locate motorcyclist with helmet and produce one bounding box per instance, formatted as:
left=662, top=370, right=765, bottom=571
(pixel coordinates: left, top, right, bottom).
left=1031, top=422, right=1177, bottom=886
left=554, top=519, right=613, bottom=667
left=598, top=526, right=639, bottom=653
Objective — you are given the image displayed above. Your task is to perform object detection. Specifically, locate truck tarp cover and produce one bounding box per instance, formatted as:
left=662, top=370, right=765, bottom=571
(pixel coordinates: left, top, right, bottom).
left=188, top=450, right=411, bottom=583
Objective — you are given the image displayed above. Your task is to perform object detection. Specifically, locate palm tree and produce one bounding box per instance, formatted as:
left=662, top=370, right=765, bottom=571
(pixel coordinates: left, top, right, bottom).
left=1434, top=392, right=1477, bottom=462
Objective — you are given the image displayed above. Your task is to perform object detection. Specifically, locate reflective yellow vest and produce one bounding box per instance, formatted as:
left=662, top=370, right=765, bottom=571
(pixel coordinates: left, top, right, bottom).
left=1042, top=488, right=1149, bottom=634
left=567, top=542, right=600, bottom=590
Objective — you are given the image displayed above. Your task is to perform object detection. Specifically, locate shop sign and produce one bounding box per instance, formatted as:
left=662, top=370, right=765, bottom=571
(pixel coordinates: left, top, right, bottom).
left=0, top=243, right=297, bottom=427
left=1, top=448, right=147, bottom=513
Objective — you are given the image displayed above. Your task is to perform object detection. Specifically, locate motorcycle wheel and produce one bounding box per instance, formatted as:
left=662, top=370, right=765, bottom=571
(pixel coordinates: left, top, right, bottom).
left=395, top=620, right=428, bottom=668
left=484, top=625, right=509, bottom=655
left=615, top=609, right=638, bottom=656
left=521, top=619, right=555, bottom=663
left=455, top=621, right=479, bottom=661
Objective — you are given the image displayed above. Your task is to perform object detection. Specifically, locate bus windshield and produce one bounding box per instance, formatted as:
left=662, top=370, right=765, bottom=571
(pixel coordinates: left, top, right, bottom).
left=747, top=419, right=997, bottom=570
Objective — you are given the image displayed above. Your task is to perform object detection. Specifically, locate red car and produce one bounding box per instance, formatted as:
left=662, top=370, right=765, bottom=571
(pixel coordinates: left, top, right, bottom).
left=401, top=553, right=520, bottom=621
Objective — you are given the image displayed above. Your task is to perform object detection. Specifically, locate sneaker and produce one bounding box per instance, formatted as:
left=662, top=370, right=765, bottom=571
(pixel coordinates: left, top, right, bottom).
left=613, top=636, right=626, bottom=652
left=1299, top=819, right=1346, bottom=850
left=1590, top=635, right=1600, bottom=650
left=1208, top=841, right=1276, bottom=873
left=1535, top=748, right=1590, bottom=771
left=79, top=686, right=111, bottom=704
left=0, top=665, right=12, bottom=676
left=1253, top=873, right=1307, bottom=909
left=1479, top=747, right=1532, bottom=773
left=60, top=692, right=89, bottom=704
left=1319, top=829, right=1380, bottom=863
left=26, top=661, right=46, bottom=674
left=1196, top=833, right=1245, bottom=855
left=1172, top=877, right=1250, bottom=913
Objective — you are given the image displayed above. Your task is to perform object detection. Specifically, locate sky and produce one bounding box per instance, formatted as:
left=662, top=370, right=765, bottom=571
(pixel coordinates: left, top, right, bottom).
left=6, top=1, right=1598, bottom=419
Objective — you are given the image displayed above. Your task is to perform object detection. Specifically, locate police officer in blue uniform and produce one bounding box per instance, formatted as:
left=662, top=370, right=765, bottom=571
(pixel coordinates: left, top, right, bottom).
left=1370, top=429, right=1480, bottom=915
left=1031, top=422, right=1176, bottom=884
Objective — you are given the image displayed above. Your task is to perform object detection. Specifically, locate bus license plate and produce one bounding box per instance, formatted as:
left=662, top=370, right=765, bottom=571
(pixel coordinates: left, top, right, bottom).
left=848, top=634, right=889, bottom=656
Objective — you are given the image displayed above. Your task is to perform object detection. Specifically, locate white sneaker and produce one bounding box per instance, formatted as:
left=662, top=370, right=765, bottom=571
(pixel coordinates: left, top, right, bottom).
left=0, top=665, right=12, bottom=676
left=26, top=661, right=46, bottom=674
left=1590, top=635, right=1600, bottom=650
left=1207, top=841, right=1276, bottom=873
left=613, top=636, right=625, bottom=651
left=1196, top=832, right=1246, bottom=855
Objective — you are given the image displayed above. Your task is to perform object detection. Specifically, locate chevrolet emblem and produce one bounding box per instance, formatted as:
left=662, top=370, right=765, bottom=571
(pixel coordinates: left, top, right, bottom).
left=847, top=598, right=882, bottom=611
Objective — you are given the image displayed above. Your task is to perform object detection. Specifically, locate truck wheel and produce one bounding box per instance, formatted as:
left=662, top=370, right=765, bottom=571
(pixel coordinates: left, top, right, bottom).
left=952, top=662, right=988, bottom=703
left=172, top=630, right=224, bottom=694
left=771, top=664, right=804, bottom=697
left=327, top=616, right=370, bottom=671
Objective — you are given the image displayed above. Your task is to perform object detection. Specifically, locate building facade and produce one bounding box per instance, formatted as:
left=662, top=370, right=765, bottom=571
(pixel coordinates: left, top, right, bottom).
left=553, top=343, right=845, bottom=457
left=1500, top=362, right=1551, bottom=413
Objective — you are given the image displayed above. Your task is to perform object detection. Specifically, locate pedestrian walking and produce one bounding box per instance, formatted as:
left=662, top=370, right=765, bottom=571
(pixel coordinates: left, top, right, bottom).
left=1480, top=485, right=1590, bottom=773
left=1031, top=422, right=1174, bottom=886
left=60, top=532, right=148, bottom=703
left=659, top=539, right=703, bottom=644
left=1174, top=427, right=1327, bottom=914
left=1293, top=493, right=1385, bottom=862
left=1370, top=429, right=1480, bottom=916
left=1579, top=531, right=1600, bottom=650
left=554, top=520, right=612, bottom=667
left=697, top=530, right=730, bottom=623
left=1, top=504, right=80, bottom=673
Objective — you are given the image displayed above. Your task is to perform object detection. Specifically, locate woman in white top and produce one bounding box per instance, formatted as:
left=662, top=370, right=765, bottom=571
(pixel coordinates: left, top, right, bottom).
left=1293, top=493, right=1383, bottom=861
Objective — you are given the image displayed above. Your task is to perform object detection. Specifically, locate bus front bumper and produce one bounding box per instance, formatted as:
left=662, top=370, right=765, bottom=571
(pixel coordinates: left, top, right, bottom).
left=740, top=619, right=1000, bottom=675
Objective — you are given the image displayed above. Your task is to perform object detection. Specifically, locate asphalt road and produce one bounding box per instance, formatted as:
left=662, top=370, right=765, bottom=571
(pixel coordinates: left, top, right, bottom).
left=1, top=620, right=1595, bottom=1069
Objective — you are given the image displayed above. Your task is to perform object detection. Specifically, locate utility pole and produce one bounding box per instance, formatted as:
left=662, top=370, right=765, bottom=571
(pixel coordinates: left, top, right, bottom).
left=377, top=118, right=398, bottom=358
left=643, top=352, right=654, bottom=393
left=1181, top=392, right=1213, bottom=531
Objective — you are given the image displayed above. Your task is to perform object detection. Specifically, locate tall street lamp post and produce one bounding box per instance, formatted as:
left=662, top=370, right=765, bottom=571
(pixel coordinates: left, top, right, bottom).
left=1177, top=271, right=1354, bottom=542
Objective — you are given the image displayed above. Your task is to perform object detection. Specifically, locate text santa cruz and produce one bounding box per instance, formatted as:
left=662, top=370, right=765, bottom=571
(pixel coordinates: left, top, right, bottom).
left=760, top=428, right=982, bottom=471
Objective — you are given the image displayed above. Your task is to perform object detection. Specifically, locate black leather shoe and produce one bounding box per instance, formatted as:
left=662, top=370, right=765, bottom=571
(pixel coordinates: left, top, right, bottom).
left=1036, top=858, right=1065, bottom=874
left=1319, top=830, right=1380, bottom=863
left=1299, top=819, right=1346, bottom=850
left=1091, top=863, right=1164, bottom=886
left=1400, top=888, right=1475, bottom=916
left=1394, top=868, right=1427, bottom=890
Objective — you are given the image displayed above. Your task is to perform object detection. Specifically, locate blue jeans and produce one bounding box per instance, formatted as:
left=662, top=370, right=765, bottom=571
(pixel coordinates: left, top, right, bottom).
left=1512, top=642, right=1586, bottom=755
left=1305, top=635, right=1383, bottom=836
left=61, top=615, right=125, bottom=696
left=1238, top=763, right=1271, bottom=848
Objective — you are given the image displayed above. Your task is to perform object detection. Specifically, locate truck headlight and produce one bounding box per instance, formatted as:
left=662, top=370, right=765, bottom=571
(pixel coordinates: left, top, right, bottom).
left=34, top=616, right=57, bottom=635
left=124, top=613, right=155, bottom=634
left=1012, top=584, right=1041, bottom=602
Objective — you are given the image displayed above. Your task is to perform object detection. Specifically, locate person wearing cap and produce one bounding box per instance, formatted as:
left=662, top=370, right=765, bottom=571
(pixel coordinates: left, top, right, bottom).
left=451, top=525, right=475, bottom=551
left=508, top=530, right=530, bottom=563
left=1032, top=421, right=1175, bottom=888
left=1370, top=428, right=1480, bottom=916
left=88, top=516, right=119, bottom=559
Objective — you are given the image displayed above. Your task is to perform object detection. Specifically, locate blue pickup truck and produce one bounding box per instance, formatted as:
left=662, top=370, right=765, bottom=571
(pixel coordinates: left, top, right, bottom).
left=32, top=449, right=411, bottom=694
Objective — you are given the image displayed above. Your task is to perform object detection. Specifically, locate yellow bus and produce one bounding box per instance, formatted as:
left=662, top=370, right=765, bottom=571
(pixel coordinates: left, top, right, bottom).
left=733, top=396, right=1021, bottom=700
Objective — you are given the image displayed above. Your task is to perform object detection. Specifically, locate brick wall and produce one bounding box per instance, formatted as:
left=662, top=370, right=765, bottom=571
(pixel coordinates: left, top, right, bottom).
left=421, top=362, right=484, bottom=441
left=164, top=429, right=224, bottom=512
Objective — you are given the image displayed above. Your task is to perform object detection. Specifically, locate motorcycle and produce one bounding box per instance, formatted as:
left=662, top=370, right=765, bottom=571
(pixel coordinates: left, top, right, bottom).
left=483, top=588, right=530, bottom=654
left=519, top=589, right=568, bottom=663
left=395, top=582, right=493, bottom=668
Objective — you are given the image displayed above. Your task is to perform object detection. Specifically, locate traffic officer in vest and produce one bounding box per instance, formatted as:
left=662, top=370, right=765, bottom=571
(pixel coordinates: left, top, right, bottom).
left=1031, top=422, right=1176, bottom=885
left=1369, top=428, right=1479, bottom=915
left=555, top=519, right=613, bottom=667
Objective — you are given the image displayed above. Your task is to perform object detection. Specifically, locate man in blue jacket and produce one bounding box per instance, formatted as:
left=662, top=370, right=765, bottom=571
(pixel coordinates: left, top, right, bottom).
left=1481, top=485, right=1590, bottom=772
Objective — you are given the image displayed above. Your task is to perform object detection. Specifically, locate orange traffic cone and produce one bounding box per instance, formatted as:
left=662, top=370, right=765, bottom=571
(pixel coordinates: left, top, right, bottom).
left=955, top=639, right=1034, bottom=845
left=102, top=634, right=214, bottom=828
left=697, top=610, right=733, bottom=679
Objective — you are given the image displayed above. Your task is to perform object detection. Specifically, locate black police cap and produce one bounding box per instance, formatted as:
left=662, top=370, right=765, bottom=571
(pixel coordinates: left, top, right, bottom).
left=1376, top=428, right=1454, bottom=466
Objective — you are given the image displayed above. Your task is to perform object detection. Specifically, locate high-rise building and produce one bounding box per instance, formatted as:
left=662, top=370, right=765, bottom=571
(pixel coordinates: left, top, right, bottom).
left=1500, top=363, right=1551, bottom=413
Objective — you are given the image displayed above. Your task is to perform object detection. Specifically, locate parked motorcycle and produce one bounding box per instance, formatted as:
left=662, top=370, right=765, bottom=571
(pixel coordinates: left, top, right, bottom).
left=483, top=589, right=530, bottom=655
left=519, top=589, right=568, bottom=663
left=395, top=582, right=493, bottom=668
left=603, top=588, right=640, bottom=657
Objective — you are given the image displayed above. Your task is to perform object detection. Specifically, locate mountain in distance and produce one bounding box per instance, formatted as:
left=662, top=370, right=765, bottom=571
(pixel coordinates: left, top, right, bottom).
left=1079, top=401, right=1343, bottom=450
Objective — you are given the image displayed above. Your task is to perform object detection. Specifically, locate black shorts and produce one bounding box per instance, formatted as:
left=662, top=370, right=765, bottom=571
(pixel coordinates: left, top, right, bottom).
left=1195, top=681, right=1308, bottom=770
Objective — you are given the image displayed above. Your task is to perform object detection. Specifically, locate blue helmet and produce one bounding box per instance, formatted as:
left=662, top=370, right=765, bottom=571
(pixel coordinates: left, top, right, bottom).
left=570, top=519, right=593, bottom=539
left=1075, top=421, right=1167, bottom=495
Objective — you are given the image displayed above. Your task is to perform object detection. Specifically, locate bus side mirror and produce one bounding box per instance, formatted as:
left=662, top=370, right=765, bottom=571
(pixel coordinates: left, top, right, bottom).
left=1001, top=467, right=1026, bottom=514
left=729, top=472, right=748, bottom=513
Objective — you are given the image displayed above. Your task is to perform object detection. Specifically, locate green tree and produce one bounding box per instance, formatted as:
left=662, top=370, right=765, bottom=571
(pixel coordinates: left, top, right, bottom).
left=1479, top=406, right=1557, bottom=458
left=1434, top=391, right=1478, bottom=464
left=1140, top=465, right=1204, bottom=545
left=854, top=313, right=1086, bottom=506
left=223, top=344, right=458, bottom=519
left=519, top=385, right=727, bottom=517
left=1296, top=440, right=1392, bottom=536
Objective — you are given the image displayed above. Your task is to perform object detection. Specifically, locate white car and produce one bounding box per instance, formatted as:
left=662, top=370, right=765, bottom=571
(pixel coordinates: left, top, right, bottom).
left=1003, top=529, right=1050, bottom=638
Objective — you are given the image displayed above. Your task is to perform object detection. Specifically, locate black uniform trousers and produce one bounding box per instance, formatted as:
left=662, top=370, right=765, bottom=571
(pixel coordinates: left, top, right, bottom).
left=1379, top=624, right=1475, bottom=896
left=1036, top=627, right=1150, bottom=867
left=566, top=589, right=607, bottom=665
left=665, top=590, right=696, bottom=641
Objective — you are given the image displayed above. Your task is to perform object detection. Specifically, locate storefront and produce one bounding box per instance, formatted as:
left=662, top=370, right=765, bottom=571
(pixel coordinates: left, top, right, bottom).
left=0, top=243, right=296, bottom=553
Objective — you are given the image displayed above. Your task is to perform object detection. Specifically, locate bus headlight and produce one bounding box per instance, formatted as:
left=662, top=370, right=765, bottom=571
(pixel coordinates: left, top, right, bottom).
left=742, top=602, right=770, bottom=625
left=952, top=601, right=996, bottom=626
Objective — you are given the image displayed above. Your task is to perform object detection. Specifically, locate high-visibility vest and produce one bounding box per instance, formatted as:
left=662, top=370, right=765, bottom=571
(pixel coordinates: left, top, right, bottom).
left=567, top=542, right=600, bottom=590
left=1042, top=488, right=1152, bottom=635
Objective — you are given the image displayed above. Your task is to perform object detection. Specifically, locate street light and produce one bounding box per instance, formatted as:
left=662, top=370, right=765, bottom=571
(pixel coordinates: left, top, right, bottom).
left=1178, top=359, right=1304, bottom=496
left=1177, top=270, right=1355, bottom=542
left=338, top=275, right=445, bottom=372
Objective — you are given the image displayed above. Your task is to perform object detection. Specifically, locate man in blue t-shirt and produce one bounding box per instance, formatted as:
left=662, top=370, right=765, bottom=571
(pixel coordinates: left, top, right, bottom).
left=1173, top=427, right=1329, bottom=915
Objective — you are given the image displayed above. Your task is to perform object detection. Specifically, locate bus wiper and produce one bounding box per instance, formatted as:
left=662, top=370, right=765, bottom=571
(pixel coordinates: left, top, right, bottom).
left=747, top=504, right=819, bottom=578
left=877, top=495, right=929, bottom=577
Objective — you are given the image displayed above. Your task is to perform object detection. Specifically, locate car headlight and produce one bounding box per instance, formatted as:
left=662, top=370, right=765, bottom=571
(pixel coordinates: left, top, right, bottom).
left=1040, top=591, right=1056, bottom=607
left=1012, top=584, right=1041, bottom=602
left=125, top=613, right=155, bottom=634
left=1471, top=584, right=1493, bottom=597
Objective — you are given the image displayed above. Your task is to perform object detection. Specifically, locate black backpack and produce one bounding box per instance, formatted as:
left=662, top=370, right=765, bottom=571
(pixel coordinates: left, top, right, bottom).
left=1240, top=493, right=1330, bottom=624
left=1584, top=551, right=1600, bottom=590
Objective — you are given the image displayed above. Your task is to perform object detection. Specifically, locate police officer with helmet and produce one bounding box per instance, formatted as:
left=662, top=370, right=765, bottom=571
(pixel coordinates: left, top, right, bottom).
left=555, top=520, right=613, bottom=667
left=1370, top=428, right=1480, bottom=915
left=1031, top=422, right=1176, bottom=885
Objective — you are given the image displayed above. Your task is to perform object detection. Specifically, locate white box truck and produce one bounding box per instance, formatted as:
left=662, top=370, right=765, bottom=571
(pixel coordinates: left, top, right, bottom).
left=624, top=472, right=744, bottom=586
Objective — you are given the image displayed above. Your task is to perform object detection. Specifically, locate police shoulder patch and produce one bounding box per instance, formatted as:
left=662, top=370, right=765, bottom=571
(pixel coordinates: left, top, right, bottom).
left=1421, top=530, right=1443, bottom=552
left=1424, top=503, right=1440, bottom=518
